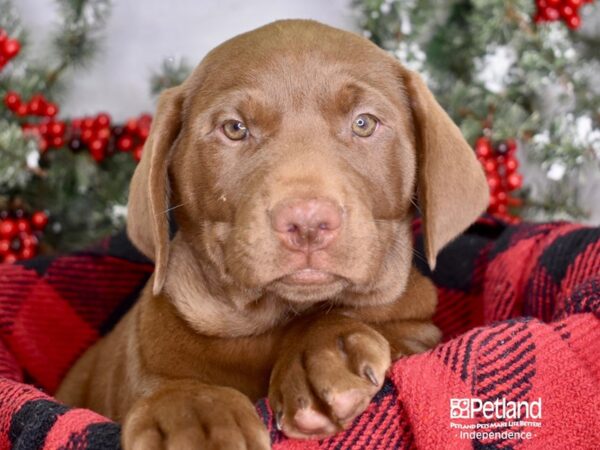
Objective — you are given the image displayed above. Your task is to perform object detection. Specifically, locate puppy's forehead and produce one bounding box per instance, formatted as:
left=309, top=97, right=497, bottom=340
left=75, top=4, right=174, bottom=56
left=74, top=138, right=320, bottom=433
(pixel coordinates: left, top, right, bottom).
left=187, top=20, right=401, bottom=108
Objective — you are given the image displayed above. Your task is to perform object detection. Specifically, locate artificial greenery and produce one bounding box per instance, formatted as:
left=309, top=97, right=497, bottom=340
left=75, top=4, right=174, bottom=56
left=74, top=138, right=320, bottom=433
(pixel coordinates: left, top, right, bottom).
left=354, top=0, right=600, bottom=219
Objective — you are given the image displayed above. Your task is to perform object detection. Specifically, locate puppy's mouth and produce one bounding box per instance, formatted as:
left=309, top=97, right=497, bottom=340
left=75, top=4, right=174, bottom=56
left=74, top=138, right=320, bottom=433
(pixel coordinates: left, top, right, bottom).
left=268, top=268, right=348, bottom=303
left=279, top=268, right=337, bottom=286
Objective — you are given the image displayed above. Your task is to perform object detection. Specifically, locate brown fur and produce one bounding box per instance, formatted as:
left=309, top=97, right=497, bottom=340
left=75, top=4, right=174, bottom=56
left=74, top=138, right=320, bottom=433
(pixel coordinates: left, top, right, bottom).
left=56, top=20, right=488, bottom=449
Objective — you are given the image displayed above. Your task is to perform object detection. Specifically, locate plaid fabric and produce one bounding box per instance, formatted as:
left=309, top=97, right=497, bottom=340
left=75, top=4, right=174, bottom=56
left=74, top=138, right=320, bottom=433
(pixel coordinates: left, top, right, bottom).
left=0, top=219, right=598, bottom=449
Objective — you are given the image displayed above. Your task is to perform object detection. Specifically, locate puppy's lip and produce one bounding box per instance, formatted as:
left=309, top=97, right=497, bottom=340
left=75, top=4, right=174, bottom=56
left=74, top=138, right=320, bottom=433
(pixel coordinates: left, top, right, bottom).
left=280, top=268, right=336, bottom=285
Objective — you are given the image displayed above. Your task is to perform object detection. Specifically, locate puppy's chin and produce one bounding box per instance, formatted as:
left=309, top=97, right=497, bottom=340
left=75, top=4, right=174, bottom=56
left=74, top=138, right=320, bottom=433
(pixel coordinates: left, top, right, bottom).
left=267, top=274, right=348, bottom=304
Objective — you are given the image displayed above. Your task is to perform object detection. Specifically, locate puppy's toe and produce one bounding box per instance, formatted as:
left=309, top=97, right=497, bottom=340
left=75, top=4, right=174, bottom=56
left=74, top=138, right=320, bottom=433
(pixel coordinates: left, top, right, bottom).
left=291, top=407, right=337, bottom=435
left=325, top=388, right=372, bottom=425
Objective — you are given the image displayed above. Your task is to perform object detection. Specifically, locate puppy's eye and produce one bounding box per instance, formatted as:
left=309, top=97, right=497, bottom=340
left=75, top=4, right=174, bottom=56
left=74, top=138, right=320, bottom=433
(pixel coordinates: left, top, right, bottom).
left=222, top=120, right=249, bottom=140
left=352, top=114, right=378, bottom=137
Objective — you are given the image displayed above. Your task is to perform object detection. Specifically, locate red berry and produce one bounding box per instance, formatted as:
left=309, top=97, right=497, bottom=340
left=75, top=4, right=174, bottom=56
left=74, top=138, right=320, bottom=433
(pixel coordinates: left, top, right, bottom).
left=561, top=5, right=575, bottom=18
left=545, top=7, right=560, bottom=20
left=138, top=126, right=150, bottom=140
left=125, top=119, right=138, bottom=133
left=0, top=238, right=10, bottom=254
left=4, top=91, right=20, bottom=110
left=3, top=253, right=17, bottom=264
left=71, top=118, right=82, bottom=129
left=96, top=127, right=111, bottom=140
left=16, top=103, right=28, bottom=116
left=475, top=137, right=492, bottom=158
left=90, top=139, right=106, bottom=152
left=0, top=219, right=18, bottom=238
left=507, top=173, right=523, bottom=191
left=117, top=136, right=133, bottom=151
left=27, top=99, right=43, bottom=115
left=95, top=113, right=111, bottom=128
left=81, top=129, right=94, bottom=142
left=49, top=121, right=66, bottom=136
left=138, top=113, right=152, bottom=127
left=487, top=174, right=502, bottom=192
left=51, top=136, right=64, bottom=148
left=133, top=145, right=144, bottom=161
left=82, top=117, right=95, bottom=129
left=31, top=211, right=48, bottom=230
left=19, top=246, right=36, bottom=260
left=16, top=218, right=30, bottom=233
left=566, top=0, right=582, bottom=7
left=496, top=191, right=508, bottom=204
left=44, top=103, right=58, bottom=117
left=90, top=147, right=105, bottom=162
left=566, top=14, right=581, bottom=29
left=547, top=0, right=561, bottom=5
left=483, top=159, right=497, bottom=173
left=505, top=157, right=519, bottom=173
left=2, top=38, right=20, bottom=58
left=496, top=204, right=508, bottom=215
left=536, top=0, right=548, bottom=7
left=38, top=122, right=49, bottom=135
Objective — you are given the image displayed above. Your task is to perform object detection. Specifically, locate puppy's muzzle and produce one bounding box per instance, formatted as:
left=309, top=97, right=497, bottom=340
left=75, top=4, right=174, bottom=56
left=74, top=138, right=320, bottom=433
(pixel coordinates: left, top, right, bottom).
left=270, top=197, right=342, bottom=254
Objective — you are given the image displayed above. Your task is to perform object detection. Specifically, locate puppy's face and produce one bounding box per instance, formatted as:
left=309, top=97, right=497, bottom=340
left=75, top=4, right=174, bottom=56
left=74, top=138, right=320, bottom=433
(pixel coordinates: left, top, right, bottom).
left=127, top=20, right=488, bottom=309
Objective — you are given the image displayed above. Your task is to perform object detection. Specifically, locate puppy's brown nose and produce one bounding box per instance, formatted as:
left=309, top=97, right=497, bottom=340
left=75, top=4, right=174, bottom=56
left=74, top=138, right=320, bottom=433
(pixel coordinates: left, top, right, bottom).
left=271, top=198, right=342, bottom=253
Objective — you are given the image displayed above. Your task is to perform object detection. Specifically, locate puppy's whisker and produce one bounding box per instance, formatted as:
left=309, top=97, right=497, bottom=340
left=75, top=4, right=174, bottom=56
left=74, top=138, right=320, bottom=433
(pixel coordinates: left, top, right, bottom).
left=161, top=202, right=186, bottom=215
left=409, top=197, right=422, bottom=215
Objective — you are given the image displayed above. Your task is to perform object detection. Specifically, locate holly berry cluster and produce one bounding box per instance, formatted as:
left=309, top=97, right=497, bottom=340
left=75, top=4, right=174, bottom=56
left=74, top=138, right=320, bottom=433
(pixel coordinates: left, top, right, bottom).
left=534, top=0, right=594, bottom=29
left=0, top=209, right=48, bottom=263
left=4, top=90, right=152, bottom=162
left=475, top=137, right=523, bottom=223
left=4, top=91, right=59, bottom=118
left=69, top=113, right=151, bottom=162
left=0, top=29, right=20, bottom=70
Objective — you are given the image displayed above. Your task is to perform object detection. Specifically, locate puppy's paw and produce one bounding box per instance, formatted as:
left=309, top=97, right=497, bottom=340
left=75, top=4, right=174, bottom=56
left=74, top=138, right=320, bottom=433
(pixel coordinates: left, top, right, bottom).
left=123, top=382, right=270, bottom=450
left=269, top=322, right=391, bottom=439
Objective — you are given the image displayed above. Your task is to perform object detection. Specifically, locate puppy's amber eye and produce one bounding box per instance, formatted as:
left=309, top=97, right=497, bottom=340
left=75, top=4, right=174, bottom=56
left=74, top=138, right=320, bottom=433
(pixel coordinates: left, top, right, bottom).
left=352, top=114, right=378, bottom=137
left=222, top=120, right=248, bottom=140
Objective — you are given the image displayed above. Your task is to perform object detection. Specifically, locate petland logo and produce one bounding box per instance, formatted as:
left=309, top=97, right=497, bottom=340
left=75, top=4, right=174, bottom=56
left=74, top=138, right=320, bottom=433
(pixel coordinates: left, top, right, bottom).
left=450, top=398, right=542, bottom=420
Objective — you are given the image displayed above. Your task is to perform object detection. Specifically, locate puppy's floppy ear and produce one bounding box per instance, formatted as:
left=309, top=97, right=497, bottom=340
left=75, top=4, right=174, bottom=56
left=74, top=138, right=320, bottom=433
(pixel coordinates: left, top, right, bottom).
left=127, top=86, right=184, bottom=295
left=401, top=68, right=488, bottom=269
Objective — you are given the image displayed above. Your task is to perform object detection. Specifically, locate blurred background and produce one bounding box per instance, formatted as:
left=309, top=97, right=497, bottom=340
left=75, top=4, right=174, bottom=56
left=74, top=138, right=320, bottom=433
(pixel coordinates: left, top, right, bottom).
left=0, top=0, right=599, bottom=261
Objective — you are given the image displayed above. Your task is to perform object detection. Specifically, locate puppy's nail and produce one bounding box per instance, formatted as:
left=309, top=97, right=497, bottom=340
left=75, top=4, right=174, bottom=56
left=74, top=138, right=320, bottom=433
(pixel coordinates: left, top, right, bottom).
left=275, top=410, right=283, bottom=431
left=364, top=365, right=378, bottom=386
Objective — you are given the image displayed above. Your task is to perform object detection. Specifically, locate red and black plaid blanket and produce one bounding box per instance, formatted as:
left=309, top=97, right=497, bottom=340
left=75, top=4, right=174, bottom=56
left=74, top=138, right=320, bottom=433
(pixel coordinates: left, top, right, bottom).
left=0, top=218, right=598, bottom=449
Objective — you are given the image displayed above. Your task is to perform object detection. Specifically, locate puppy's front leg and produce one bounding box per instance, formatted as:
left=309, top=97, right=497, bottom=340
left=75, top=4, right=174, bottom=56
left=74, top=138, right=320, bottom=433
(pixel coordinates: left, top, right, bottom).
left=269, top=314, right=391, bottom=439
left=123, top=379, right=270, bottom=450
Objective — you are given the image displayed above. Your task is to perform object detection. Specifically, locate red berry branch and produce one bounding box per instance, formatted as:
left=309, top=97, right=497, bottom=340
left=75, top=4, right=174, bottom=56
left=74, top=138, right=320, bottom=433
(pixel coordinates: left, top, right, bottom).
left=0, top=209, right=48, bottom=263
left=476, top=137, right=524, bottom=223
left=534, top=0, right=595, bottom=29
left=5, top=91, right=152, bottom=163
left=1, top=29, right=153, bottom=263
left=0, top=28, right=20, bottom=70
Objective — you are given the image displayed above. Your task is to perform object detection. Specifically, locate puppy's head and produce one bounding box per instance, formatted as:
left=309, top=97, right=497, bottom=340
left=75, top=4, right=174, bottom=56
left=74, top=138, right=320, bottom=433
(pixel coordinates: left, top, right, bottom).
left=127, top=20, right=488, bottom=307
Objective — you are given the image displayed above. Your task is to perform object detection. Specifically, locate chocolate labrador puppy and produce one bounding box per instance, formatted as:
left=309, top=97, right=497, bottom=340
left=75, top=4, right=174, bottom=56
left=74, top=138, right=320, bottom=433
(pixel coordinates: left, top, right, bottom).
left=57, top=19, right=488, bottom=449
